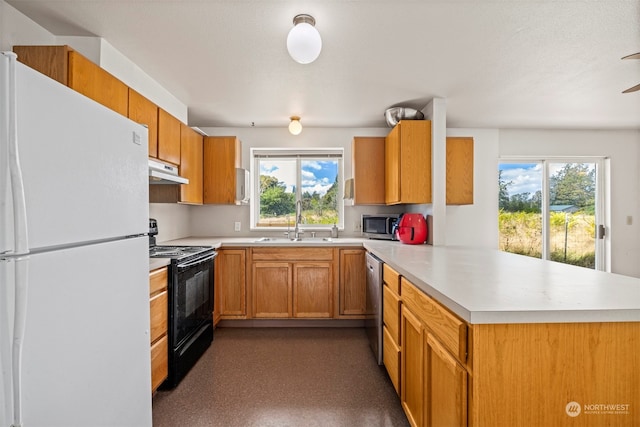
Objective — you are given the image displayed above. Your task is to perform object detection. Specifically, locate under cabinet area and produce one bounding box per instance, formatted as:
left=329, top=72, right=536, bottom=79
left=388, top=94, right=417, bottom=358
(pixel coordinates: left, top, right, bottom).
left=251, top=248, right=334, bottom=318
left=149, top=266, right=169, bottom=393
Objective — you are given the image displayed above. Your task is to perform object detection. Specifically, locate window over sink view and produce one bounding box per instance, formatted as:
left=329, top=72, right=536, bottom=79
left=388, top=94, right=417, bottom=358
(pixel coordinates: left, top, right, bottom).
left=251, top=148, right=344, bottom=230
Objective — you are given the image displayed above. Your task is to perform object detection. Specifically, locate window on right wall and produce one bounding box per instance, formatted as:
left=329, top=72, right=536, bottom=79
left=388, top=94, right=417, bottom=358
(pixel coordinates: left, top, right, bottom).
left=498, top=157, right=606, bottom=270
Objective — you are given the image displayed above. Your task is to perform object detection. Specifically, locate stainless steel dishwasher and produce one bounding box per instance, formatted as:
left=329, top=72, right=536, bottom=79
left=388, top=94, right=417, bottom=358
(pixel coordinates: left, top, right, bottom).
left=365, top=252, right=384, bottom=365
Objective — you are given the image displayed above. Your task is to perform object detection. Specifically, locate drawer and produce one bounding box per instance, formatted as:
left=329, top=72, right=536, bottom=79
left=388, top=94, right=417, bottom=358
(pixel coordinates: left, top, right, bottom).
left=401, top=277, right=467, bottom=363
left=383, top=284, right=401, bottom=345
left=251, top=247, right=334, bottom=261
left=149, top=290, right=168, bottom=344
left=383, top=264, right=401, bottom=295
left=150, top=334, right=168, bottom=392
left=149, top=267, right=168, bottom=296
left=383, top=325, right=401, bottom=395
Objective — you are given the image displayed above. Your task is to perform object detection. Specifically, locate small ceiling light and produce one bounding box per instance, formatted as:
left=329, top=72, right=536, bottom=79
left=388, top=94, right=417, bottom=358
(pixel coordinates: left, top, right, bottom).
left=289, top=116, right=302, bottom=135
left=287, top=14, right=322, bottom=64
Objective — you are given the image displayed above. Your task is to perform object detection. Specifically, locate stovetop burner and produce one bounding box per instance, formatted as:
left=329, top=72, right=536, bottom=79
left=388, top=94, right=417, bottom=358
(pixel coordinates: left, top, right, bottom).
left=149, top=245, right=214, bottom=260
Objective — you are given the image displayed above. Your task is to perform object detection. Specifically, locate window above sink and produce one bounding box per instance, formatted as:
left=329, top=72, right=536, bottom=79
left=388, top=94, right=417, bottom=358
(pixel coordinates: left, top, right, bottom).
left=250, top=148, right=344, bottom=232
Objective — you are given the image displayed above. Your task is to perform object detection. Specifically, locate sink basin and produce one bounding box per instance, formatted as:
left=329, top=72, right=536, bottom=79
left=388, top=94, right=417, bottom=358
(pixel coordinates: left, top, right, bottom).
left=253, top=237, right=335, bottom=243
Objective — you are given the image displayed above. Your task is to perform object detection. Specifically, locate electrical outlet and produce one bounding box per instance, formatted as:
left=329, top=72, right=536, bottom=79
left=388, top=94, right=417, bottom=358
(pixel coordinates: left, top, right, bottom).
left=353, top=221, right=361, bottom=231
left=234, top=222, right=241, bottom=232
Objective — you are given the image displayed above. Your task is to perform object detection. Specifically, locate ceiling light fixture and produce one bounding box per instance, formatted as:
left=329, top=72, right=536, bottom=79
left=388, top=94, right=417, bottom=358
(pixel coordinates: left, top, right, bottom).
left=289, top=116, right=302, bottom=135
left=287, top=14, right=322, bottom=64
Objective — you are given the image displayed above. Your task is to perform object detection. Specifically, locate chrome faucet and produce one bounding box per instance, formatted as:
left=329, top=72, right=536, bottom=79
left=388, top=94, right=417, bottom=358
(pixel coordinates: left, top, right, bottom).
left=294, top=200, right=303, bottom=240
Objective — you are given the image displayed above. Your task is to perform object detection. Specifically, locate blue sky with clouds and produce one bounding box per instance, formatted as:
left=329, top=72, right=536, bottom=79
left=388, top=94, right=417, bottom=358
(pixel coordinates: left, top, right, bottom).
left=260, top=159, right=338, bottom=195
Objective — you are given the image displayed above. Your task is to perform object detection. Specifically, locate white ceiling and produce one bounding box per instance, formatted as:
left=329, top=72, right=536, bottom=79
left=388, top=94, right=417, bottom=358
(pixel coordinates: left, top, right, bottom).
left=8, top=0, right=640, bottom=130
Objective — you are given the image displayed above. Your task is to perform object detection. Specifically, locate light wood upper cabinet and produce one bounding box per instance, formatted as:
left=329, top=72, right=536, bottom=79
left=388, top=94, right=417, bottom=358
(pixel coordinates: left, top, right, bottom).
left=446, top=137, right=474, bottom=205
left=216, top=248, right=248, bottom=321
left=157, top=109, right=181, bottom=166
left=128, top=88, right=159, bottom=158
left=385, top=120, right=432, bottom=205
left=203, top=136, right=242, bottom=204
left=180, top=124, right=203, bottom=205
left=14, top=45, right=128, bottom=117
left=352, top=137, right=385, bottom=205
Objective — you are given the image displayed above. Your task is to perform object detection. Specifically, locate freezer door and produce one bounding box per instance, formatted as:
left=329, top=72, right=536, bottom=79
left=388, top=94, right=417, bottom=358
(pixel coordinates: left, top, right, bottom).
left=0, top=237, right=152, bottom=427
left=2, top=60, right=148, bottom=252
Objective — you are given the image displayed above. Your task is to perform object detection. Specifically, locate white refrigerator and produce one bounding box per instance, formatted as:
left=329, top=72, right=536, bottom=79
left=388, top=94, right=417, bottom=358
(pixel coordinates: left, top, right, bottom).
left=0, top=52, right=152, bottom=426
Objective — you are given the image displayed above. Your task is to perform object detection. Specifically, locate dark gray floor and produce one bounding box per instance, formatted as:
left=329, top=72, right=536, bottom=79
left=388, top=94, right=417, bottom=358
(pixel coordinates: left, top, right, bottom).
left=152, top=327, right=410, bottom=427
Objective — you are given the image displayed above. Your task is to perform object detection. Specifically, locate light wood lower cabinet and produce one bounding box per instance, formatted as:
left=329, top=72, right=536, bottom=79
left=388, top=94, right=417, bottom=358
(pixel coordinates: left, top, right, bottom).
left=338, top=248, right=368, bottom=316
left=251, top=248, right=335, bottom=319
left=253, top=261, right=292, bottom=317
left=400, top=277, right=469, bottom=427
left=149, top=266, right=168, bottom=393
left=383, top=263, right=402, bottom=394
left=215, top=248, right=247, bottom=321
left=425, top=333, right=468, bottom=427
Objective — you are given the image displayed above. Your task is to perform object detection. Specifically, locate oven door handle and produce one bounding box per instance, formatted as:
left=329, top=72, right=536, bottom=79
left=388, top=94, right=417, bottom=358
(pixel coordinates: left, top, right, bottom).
left=176, top=253, right=217, bottom=269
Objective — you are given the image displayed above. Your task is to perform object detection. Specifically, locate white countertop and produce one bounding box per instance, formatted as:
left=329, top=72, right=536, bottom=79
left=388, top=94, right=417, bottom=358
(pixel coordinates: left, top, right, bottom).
left=364, top=241, right=640, bottom=325
left=154, top=236, right=640, bottom=325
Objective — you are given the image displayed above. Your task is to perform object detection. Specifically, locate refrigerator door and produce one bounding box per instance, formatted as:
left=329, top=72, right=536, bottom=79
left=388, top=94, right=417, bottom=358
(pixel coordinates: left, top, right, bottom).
left=0, top=237, right=152, bottom=427
left=0, top=58, right=148, bottom=253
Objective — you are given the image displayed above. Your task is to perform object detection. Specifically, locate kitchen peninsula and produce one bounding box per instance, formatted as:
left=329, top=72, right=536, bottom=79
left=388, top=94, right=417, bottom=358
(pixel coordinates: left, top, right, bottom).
left=158, top=237, right=640, bottom=426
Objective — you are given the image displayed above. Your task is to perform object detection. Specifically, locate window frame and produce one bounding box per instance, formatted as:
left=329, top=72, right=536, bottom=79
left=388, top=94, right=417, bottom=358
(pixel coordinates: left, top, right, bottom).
left=498, top=156, right=607, bottom=271
left=250, top=147, right=344, bottom=231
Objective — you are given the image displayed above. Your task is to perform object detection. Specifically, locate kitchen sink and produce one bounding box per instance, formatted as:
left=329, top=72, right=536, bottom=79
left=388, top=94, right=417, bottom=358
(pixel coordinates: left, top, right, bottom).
left=253, top=237, right=335, bottom=243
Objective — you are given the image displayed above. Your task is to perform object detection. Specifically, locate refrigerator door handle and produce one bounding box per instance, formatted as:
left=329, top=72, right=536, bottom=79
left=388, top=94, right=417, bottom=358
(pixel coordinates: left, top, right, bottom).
left=2, top=51, right=30, bottom=427
left=3, top=51, right=29, bottom=255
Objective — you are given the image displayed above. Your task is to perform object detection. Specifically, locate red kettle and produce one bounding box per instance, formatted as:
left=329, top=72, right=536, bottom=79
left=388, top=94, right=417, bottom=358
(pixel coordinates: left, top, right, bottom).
left=395, top=213, right=428, bottom=244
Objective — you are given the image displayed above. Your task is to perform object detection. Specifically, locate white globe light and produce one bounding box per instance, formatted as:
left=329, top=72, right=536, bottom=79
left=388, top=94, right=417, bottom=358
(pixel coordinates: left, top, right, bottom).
left=288, top=117, right=303, bottom=135
left=287, top=15, right=322, bottom=64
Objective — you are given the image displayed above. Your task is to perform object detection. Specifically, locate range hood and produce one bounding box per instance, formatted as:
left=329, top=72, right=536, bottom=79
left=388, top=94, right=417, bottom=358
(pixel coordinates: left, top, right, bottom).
left=148, top=159, right=189, bottom=185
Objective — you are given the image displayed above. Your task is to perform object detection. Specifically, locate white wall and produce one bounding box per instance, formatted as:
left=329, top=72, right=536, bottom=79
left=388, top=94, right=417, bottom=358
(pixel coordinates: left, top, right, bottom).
left=0, top=1, right=56, bottom=51
left=499, top=129, right=640, bottom=277
left=149, top=203, right=191, bottom=243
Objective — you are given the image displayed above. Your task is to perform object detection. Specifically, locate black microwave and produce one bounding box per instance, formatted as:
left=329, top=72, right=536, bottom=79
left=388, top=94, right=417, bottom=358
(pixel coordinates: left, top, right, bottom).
left=362, top=214, right=401, bottom=240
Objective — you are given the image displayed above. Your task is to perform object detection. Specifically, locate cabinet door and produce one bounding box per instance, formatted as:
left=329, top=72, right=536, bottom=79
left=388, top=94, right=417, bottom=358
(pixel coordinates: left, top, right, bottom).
left=180, top=124, right=204, bottom=204
left=401, top=306, right=425, bottom=427
left=385, top=125, right=401, bottom=204
left=293, top=262, right=333, bottom=318
left=383, top=325, right=401, bottom=395
left=339, top=249, right=367, bottom=316
left=67, top=51, right=129, bottom=116
left=149, top=291, right=168, bottom=344
left=217, top=249, right=247, bottom=318
left=157, top=109, right=181, bottom=166
left=150, top=335, right=168, bottom=392
left=253, top=262, right=292, bottom=318
left=203, top=136, right=241, bottom=204
left=399, top=120, right=431, bottom=204
left=425, top=333, right=468, bottom=427
left=128, top=88, right=159, bottom=158
left=446, top=137, right=474, bottom=205
left=353, top=137, right=385, bottom=204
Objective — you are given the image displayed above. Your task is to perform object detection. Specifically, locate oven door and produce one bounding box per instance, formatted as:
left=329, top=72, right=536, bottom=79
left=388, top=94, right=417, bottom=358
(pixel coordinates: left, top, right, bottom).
left=172, top=251, right=217, bottom=347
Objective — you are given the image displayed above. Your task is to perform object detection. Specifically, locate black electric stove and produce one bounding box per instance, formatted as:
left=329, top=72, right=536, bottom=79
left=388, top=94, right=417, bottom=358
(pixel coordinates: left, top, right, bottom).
left=148, top=218, right=217, bottom=389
